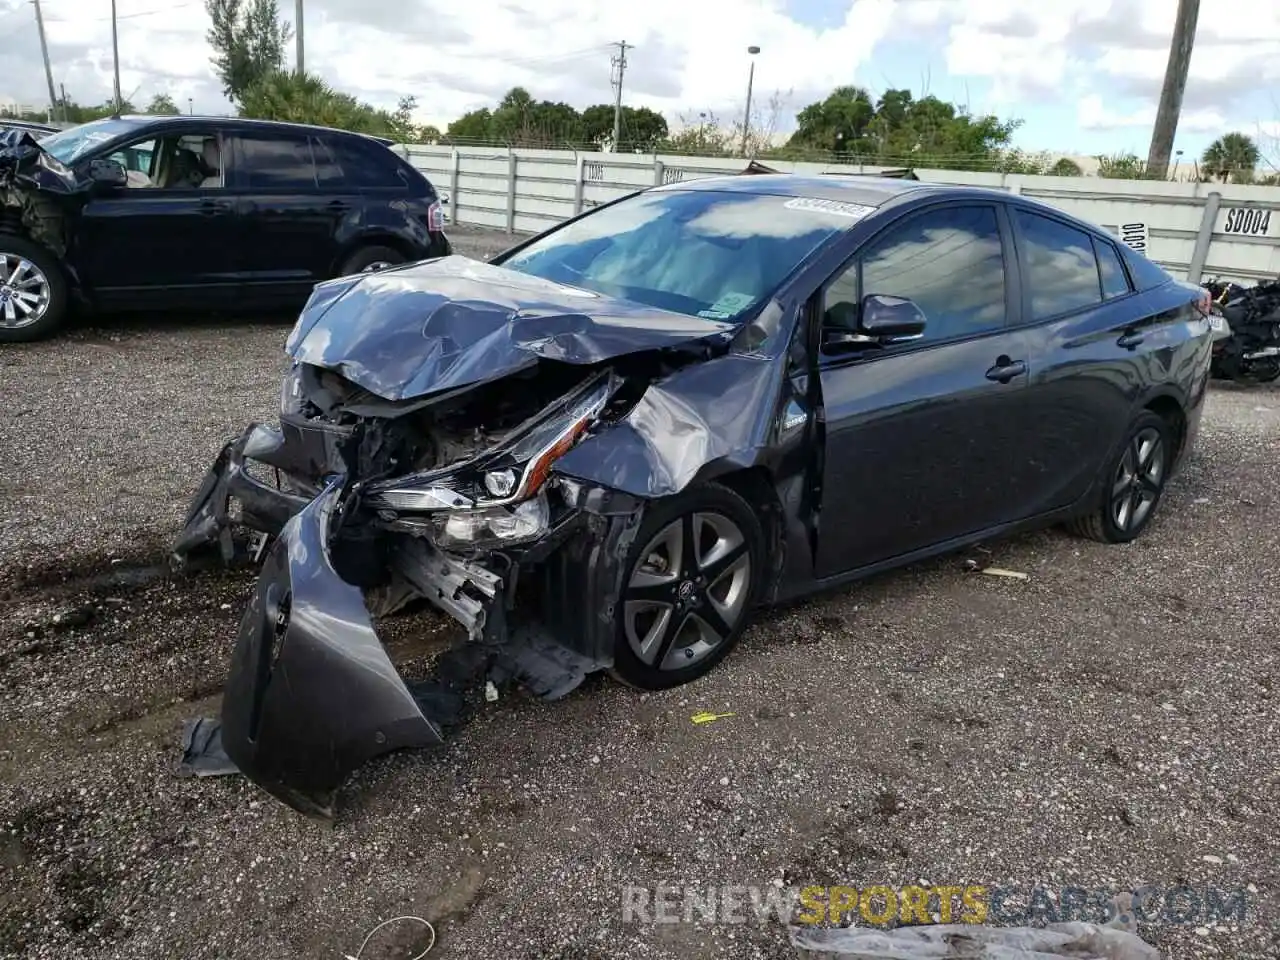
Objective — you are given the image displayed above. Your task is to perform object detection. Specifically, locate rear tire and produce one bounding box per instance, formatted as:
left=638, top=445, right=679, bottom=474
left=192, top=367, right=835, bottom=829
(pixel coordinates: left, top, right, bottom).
left=0, top=235, right=69, bottom=343
left=609, top=482, right=765, bottom=691
left=337, top=245, right=405, bottom=277
left=1068, top=410, right=1172, bottom=544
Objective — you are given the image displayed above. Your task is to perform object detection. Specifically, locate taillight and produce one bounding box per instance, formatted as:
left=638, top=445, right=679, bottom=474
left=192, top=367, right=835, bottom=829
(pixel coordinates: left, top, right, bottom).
left=427, top=200, right=444, bottom=232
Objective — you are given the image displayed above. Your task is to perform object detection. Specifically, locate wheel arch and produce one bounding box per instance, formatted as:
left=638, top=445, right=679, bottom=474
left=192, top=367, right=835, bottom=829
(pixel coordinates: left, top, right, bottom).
left=694, top=463, right=787, bottom=603
left=329, top=232, right=416, bottom=277
left=1139, top=389, right=1189, bottom=463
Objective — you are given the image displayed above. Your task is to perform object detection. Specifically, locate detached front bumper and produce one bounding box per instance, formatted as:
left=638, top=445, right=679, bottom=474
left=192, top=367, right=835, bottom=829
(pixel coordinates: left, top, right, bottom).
left=219, top=480, right=459, bottom=817
left=173, top=415, right=352, bottom=564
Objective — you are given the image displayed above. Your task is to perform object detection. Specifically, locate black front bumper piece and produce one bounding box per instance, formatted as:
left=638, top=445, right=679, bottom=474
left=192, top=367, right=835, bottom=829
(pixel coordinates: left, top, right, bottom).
left=218, top=480, right=449, bottom=818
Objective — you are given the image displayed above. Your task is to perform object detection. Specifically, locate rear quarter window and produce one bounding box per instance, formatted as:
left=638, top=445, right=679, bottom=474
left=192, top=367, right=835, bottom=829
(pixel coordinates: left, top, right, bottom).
left=1117, top=240, right=1175, bottom=291
left=316, top=136, right=423, bottom=193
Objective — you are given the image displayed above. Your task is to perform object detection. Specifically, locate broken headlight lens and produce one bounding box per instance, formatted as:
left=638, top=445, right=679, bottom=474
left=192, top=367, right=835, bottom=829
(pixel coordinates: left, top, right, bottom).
left=429, top=490, right=550, bottom=549
left=280, top=363, right=305, bottom=416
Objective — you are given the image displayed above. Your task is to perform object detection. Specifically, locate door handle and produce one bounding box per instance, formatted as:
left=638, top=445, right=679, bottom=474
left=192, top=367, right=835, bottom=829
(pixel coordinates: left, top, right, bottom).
left=1117, top=331, right=1145, bottom=349
left=327, top=200, right=350, bottom=212
left=985, top=358, right=1026, bottom=383
left=198, top=199, right=231, bottom=217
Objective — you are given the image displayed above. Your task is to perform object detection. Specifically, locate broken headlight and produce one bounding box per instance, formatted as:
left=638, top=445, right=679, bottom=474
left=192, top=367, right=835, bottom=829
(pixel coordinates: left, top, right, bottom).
left=280, top=362, right=305, bottom=415
left=363, top=377, right=612, bottom=548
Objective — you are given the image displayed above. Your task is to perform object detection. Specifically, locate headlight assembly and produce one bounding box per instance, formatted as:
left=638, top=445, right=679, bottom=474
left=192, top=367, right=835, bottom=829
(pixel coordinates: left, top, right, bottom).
left=364, top=377, right=612, bottom=520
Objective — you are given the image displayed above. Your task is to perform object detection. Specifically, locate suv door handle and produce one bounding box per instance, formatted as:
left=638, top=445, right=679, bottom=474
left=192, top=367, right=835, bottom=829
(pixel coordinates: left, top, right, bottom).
left=1117, top=331, right=1145, bottom=349
left=327, top=200, right=350, bottom=212
left=985, top=358, right=1026, bottom=383
left=198, top=199, right=232, bottom=217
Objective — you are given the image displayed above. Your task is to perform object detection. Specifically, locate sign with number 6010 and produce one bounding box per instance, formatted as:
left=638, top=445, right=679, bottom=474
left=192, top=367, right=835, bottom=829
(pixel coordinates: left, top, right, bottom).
left=1118, top=222, right=1148, bottom=254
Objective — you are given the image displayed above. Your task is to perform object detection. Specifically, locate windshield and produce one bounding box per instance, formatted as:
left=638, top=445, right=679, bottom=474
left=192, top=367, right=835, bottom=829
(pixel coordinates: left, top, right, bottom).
left=39, top=118, right=147, bottom=164
left=499, top=188, right=874, bottom=322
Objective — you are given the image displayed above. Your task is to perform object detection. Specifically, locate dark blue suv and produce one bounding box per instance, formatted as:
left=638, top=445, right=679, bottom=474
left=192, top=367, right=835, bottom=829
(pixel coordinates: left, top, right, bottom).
left=0, top=115, right=451, bottom=341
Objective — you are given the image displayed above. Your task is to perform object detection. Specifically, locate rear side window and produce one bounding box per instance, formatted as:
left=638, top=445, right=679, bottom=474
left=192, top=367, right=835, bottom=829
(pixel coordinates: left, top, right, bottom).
left=316, top=135, right=411, bottom=190
left=1094, top=238, right=1132, bottom=299
left=237, top=132, right=317, bottom=189
left=1015, top=210, right=1102, bottom=320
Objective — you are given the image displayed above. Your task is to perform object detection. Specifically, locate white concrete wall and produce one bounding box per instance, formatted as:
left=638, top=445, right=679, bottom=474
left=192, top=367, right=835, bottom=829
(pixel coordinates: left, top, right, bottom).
left=402, top=144, right=1280, bottom=286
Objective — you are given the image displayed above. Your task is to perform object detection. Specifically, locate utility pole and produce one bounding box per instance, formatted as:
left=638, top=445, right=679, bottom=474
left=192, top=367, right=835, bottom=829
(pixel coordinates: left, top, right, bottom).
left=740, top=45, right=761, bottom=157
left=31, top=0, right=58, bottom=122
left=295, top=0, right=305, bottom=74
left=110, top=0, right=122, bottom=114
left=1146, top=0, right=1200, bottom=179
left=610, top=40, right=629, bottom=151
left=59, top=83, right=68, bottom=124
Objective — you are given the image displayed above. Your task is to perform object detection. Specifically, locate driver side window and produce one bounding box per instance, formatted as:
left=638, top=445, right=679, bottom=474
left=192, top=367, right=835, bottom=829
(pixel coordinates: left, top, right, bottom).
left=104, top=133, right=224, bottom=190
left=821, top=204, right=1008, bottom=345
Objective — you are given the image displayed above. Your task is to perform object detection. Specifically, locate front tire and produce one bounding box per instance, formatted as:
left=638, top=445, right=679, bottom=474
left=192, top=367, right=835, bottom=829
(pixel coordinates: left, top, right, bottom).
left=0, top=235, right=69, bottom=343
left=610, top=482, right=765, bottom=691
left=1068, top=410, right=1172, bottom=544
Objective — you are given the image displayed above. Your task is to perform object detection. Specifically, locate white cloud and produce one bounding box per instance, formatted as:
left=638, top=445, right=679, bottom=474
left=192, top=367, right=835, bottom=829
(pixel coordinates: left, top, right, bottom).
left=0, top=0, right=1277, bottom=147
left=1077, top=94, right=1225, bottom=134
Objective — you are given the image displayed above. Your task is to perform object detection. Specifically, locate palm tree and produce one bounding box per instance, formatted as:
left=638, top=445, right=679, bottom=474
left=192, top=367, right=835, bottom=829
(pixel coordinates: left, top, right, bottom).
left=1202, top=133, right=1259, bottom=182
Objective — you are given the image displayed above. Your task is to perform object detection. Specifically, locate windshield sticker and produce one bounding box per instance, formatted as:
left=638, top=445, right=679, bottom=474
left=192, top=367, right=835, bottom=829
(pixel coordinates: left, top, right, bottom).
left=784, top=196, right=877, bottom=220
left=698, top=308, right=730, bottom=319
left=707, top=291, right=756, bottom=315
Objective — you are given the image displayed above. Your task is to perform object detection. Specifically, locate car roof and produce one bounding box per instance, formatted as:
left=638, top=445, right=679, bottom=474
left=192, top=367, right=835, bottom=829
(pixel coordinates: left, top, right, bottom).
left=113, top=114, right=393, bottom=144
left=654, top=172, right=929, bottom=207
left=656, top=172, right=1119, bottom=241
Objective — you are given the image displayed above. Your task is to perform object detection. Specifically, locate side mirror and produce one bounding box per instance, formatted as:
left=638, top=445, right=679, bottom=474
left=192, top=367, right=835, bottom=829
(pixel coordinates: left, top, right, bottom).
left=859, top=294, right=927, bottom=342
left=87, top=158, right=127, bottom=188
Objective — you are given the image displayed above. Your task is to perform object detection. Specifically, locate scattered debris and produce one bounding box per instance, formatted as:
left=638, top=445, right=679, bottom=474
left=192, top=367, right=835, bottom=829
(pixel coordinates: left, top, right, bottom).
left=176, top=717, right=239, bottom=778
left=982, top=567, right=1029, bottom=581
left=691, top=711, right=735, bottom=724
left=345, top=915, right=436, bottom=960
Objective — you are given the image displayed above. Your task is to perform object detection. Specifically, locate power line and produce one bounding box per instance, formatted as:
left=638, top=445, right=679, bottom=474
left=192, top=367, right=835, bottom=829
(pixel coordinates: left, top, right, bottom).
left=610, top=40, right=629, bottom=148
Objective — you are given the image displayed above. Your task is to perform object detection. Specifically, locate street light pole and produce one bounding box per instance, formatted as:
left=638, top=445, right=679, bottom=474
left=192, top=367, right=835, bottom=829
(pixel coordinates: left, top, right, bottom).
left=740, top=45, right=760, bottom=158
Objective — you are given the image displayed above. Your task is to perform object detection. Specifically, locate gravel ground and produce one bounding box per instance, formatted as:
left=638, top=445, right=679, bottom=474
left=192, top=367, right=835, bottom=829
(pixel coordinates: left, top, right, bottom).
left=1, top=239, right=1278, bottom=959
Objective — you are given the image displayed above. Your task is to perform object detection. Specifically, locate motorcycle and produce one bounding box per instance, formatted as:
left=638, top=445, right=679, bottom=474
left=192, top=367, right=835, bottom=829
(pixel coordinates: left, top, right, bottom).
left=1203, top=275, right=1280, bottom=384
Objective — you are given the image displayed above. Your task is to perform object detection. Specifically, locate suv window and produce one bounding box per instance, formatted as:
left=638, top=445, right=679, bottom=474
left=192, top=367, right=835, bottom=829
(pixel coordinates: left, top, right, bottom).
left=824, top=204, right=1007, bottom=344
left=1016, top=210, right=1103, bottom=320
left=103, top=132, right=222, bottom=190
left=315, top=135, right=408, bottom=189
left=1094, top=238, right=1132, bottom=299
left=237, top=132, right=317, bottom=189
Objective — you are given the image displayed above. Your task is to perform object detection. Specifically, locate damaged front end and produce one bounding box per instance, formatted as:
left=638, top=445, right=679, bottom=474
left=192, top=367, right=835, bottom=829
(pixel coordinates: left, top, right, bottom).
left=177, top=341, right=677, bottom=816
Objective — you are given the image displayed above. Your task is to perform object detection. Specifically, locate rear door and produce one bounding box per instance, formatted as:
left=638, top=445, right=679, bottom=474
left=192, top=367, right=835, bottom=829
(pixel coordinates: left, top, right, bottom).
left=1005, top=207, right=1163, bottom=518
left=812, top=201, right=1037, bottom=577
left=229, top=129, right=345, bottom=303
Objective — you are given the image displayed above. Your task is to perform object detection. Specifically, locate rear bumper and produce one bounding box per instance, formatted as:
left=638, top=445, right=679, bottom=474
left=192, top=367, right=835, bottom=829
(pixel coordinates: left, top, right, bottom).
left=219, top=481, right=452, bottom=817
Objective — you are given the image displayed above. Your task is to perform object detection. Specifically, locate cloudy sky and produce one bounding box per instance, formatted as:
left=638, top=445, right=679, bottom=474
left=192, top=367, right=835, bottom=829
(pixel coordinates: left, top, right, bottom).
left=1, top=0, right=1278, bottom=164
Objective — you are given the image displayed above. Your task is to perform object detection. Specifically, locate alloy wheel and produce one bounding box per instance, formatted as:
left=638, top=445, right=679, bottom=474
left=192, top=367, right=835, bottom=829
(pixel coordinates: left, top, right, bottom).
left=622, top=511, right=753, bottom=672
left=0, top=254, right=52, bottom=329
left=1110, top=426, right=1165, bottom=533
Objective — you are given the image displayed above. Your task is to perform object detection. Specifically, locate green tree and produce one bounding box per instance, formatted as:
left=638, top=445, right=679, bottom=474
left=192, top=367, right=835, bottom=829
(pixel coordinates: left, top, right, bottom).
left=1202, top=132, right=1260, bottom=183
left=237, top=69, right=406, bottom=137
left=1048, top=157, right=1083, bottom=176
left=443, top=108, right=493, bottom=143
left=145, top=93, right=180, bottom=115
left=581, top=104, right=669, bottom=151
left=659, top=111, right=733, bottom=154
left=788, top=85, right=875, bottom=154
left=206, top=0, right=293, bottom=103
left=1096, top=152, right=1149, bottom=179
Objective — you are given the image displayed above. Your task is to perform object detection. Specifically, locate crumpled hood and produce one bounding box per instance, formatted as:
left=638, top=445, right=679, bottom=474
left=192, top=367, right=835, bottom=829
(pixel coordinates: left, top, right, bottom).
left=285, top=255, right=736, bottom=401
left=0, top=128, right=87, bottom=257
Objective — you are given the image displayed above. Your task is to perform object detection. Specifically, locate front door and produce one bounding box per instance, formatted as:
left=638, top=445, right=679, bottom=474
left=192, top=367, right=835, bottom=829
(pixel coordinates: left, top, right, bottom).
left=812, top=202, right=1035, bottom=577
left=73, top=130, right=242, bottom=309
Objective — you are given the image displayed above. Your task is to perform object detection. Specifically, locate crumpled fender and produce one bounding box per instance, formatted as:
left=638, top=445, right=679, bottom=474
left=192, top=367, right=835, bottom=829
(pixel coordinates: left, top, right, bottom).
left=0, top=128, right=87, bottom=257
left=553, top=351, right=788, bottom=498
